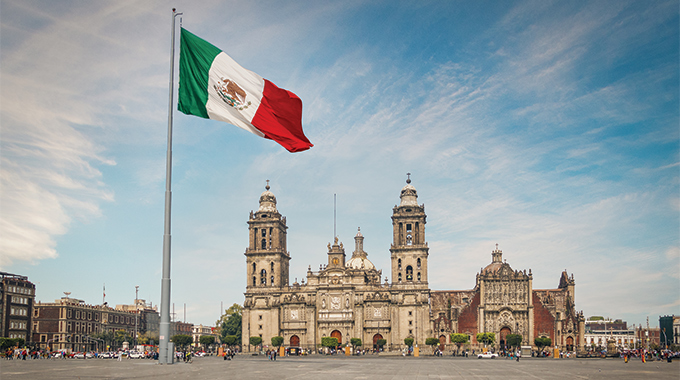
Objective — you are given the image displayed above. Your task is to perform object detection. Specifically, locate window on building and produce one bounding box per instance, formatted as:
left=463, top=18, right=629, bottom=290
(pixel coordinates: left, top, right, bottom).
left=252, top=276, right=256, bottom=286
left=398, top=273, right=402, bottom=282
left=253, top=263, right=257, bottom=273
left=398, top=259, right=401, bottom=270
left=406, top=224, right=412, bottom=232
left=406, top=266, right=413, bottom=281
left=261, top=239, right=267, bottom=249
left=260, top=269, right=267, bottom=285
left=417, top=258, right=421, bottom=269
left=417, top=272, right=421, bottom=281
left=270, top=276, right=274, bottom=285
left=408, top=311, right=412, bottom=316
left=406, top=234, right=412, bottom=245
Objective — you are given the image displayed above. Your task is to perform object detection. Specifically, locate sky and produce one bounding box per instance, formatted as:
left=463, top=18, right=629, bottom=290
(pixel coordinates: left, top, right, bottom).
left=1, top=0, right=678, bottom=329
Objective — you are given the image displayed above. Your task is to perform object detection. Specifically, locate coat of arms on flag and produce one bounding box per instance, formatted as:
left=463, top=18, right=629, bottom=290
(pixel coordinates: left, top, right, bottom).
left=213, top=77, right=252, bottom=110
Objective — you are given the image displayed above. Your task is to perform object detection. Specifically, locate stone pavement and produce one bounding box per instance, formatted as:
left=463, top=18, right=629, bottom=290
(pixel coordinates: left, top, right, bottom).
left=1, top=355, right=678, bottom=379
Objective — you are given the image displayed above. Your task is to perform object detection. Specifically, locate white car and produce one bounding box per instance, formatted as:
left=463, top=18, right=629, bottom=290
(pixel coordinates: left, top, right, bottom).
left=477, top=352, right=498, bottom=359
left=99, top=352, right=114, bottom=359
left=129, top=351, right=144, bottom=359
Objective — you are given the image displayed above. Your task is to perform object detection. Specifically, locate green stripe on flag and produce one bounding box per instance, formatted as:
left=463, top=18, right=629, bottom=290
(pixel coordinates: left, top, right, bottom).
left=178, top=28, right=222, bottom=118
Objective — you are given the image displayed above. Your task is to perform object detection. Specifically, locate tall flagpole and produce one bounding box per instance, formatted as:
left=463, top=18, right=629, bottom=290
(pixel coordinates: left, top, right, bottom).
left=160, top=7, right=182, bottom=365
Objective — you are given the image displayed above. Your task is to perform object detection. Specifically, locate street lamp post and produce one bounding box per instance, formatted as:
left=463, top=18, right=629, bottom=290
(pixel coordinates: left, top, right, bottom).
left=135, top=286, right=139, bottom=350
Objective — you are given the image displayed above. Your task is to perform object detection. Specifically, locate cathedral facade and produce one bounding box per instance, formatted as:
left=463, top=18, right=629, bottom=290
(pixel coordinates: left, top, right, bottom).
left=241, top=178, right=583, bottom=352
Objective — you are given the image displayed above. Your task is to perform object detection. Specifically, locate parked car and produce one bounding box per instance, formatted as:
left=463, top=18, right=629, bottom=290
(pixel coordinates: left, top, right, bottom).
left=129, top=351, right=144, bottom=359
left=477, top=352, right=498, bottom=359
left=99, top=352, right=114, bottom=359
left=73, top=352, right=86, bottom=359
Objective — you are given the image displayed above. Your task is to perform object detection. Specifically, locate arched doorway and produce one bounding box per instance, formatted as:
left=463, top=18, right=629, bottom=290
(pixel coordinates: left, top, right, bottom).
left=331, top=330, right=342, bottom=345
left=566, top=336, right=574, bottom=351
left=439, top=335, right=446, bottom=352
left=499, top=327, right=511, bottom=349
left=290, top=335, right=300, bottom=347
left=373, top=333, right=383, bottom=351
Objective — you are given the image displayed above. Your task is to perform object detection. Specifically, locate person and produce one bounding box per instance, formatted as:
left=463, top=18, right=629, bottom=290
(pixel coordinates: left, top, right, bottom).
left=516, top=350, right=521, bottom=362
left=273, top=349, right=277, bottom=361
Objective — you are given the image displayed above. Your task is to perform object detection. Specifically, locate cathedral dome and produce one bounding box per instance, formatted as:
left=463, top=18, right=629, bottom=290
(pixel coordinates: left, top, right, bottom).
left=399, top=174, right=418, bottom=207
left=258, top=181, right=277, bottom=213
left=346, top=227, right=375, bottom=270
left=346, top=256, right=375, bottom=270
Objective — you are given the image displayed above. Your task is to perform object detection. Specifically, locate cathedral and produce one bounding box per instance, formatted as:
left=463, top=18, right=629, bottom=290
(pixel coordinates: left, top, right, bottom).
left=241, top=177, right=584, bottom=352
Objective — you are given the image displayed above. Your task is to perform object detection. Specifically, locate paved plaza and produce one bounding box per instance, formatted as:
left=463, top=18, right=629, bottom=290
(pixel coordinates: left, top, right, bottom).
left=1, top=355, right=678, bottom=380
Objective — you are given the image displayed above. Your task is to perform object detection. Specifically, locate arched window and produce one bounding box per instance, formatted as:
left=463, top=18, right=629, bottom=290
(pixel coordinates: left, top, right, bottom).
left=261, top=239, right=266, bottom=249
left=271, top=276, right=274, bottom=286
left=417, top=272, right=421, bottom=281
left=406, top=234, right=412, bottom=245
left=252, top=263, right=257, bottom=273
left=398, top=273, right=402, bottom=282
left=406, top=266, right=413, bottom=281
left=271, top=262, right=275, bottom=272
left=252, top=276, right=256, bottom=286
left=398, top=259, right=402, bottom=270
left=417, top=258, right=421, bottom=269
left=260, top=269, right=267, bottom=285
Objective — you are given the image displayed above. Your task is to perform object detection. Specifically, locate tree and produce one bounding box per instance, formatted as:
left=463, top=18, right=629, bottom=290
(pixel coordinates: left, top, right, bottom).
left=271, top=336, right=284, bottom=347
left=425, top=338, right=440, bottom=354
left=171, top=334, right=193, bottom=350
left=199, top=335, right=215, bottom=349
left=404, top=338, right=414, bottom=347
left=114, top=330, right=131, bottom=346
left=350, top=338, right=362, bottom=350
left=249, top=336, right=263, bottom=350
left=476, top=333, right=495, bottom=346
left=217, top=304, right=243, bottom=345
left=321, top=337, right=338, bottom=349
left=136, top=332, right=149, bottom=345
left=450, top=333, right=469, bottom=354
left=506, top=334, right=522, bottom=349
left=376, top=339, right=386, bottom=349
left=534, top=337, right=552, bottom=351
left=223, top=335, right=238, bottom=347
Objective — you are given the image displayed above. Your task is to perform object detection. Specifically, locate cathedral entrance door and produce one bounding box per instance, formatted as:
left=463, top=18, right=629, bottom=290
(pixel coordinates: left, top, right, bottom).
left=438, top=335, right=446, bottom=352
left=566, top=336, right=574, bottom=351
left=499, top=327, right=511, bottom=349
left=290, top=335, right=300, bottom=347
left=373, top=334, right=383, bottom=350
left=331, top=330, right=342, bottom=346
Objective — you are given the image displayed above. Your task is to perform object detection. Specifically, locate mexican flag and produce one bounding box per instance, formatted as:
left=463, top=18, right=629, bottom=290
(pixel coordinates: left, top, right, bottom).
left=178, top=28, right=313, bottom=153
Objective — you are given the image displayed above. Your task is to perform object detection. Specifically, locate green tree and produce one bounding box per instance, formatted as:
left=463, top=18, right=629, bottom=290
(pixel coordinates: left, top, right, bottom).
left=249, top=336, right=263, bottom=350
left=450, top=333, right=469, bottom=354
left=223, top=335, right=238, bottom=347
left=476, top=333, right=495, bottom=346
left=506, top=334, right=522, bottom=349
left=136, top=332, right=149, bottom=345
left=350, top=338, right=362, bottom=350
left=376, top=339, right=387, bottom=349
left=534, top=337, right=552, bottom=351
left=404, top=338, right=414, bottom=347
left=321, top=337, right=338, bottom=348
left=217, top=304, right=243, bottom=344
left=271, top=336, right=284, bottom=347
left=171, top=334, right=193, bottom=350
left=199, top=335, right=215, bottom=349
left=425, top=338, right=440, bottom=354
left=114, top=330, right=131, bottom=346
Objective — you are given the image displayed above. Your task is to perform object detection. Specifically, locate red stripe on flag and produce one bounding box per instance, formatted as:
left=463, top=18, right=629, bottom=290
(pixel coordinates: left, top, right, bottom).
left=251, top=80, right=313, bottom=153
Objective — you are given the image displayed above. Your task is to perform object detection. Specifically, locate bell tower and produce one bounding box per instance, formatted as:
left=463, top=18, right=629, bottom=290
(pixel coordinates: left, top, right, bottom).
left=390, top=174, right=429, bottom=287
left=244, top=181, right=290, bottom=289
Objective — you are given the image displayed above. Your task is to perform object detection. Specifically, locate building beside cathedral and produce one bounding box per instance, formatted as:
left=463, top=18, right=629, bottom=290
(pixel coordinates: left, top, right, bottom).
left=242, top=178, right=584, bottom=352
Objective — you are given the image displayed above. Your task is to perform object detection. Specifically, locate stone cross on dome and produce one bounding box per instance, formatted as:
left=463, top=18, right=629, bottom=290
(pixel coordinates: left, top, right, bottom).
left=265, top=179, right=270, bottom=190
left=406, top=172, right=411, bottom=184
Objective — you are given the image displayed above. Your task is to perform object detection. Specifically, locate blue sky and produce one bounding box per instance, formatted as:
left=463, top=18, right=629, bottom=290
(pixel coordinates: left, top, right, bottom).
left=1, top=0, right=678, bottom=328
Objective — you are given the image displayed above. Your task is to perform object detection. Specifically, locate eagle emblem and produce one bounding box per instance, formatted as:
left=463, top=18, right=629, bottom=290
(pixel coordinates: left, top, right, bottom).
left=213, top=77, right=252, bottom=110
